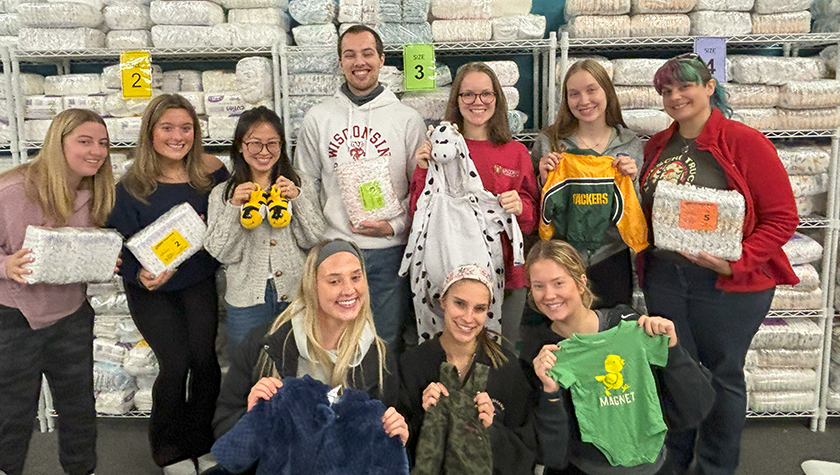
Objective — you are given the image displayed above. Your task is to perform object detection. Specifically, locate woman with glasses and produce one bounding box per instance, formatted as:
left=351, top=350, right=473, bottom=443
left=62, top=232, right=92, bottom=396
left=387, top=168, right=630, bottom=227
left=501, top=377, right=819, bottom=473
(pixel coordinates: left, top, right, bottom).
left=530, top=59, right=642, bottom=309
left=639, top=54, right=798, bottom=475
left=206, top=106, right=326, bottom=350
left=411, top=62, right=539, bottom=351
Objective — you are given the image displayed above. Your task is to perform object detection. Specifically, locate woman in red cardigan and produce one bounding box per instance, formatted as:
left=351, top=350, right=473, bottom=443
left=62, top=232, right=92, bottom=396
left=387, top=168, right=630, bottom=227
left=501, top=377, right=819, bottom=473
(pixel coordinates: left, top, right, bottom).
left=638, top=54, right=799, bottom=475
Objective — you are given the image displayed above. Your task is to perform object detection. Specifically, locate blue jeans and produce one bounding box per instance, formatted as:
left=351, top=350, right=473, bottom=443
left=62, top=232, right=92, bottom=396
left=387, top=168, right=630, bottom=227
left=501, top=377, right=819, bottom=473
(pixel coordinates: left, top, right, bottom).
left=362, top=246, right=413, bottom=354
left=642, top=253, right=774, bottom=475
left=225, top=279, right=290, bottom=351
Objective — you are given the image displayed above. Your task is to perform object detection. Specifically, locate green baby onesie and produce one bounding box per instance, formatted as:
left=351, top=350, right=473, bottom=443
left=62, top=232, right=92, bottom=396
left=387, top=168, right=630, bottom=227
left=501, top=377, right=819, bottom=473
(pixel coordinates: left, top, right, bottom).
left=547, top=320, right=669, bottom=467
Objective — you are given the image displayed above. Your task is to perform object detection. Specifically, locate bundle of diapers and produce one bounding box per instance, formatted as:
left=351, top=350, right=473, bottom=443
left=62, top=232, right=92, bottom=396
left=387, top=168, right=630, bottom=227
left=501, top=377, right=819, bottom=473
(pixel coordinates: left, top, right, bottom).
left=22, top=226, right=122, bottom=284
left=125, top=202, right=207, bottom=275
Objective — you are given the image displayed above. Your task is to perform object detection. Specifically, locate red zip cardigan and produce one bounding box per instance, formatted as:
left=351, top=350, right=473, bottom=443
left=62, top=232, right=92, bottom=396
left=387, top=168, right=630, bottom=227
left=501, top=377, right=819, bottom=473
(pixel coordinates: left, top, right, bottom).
left=639, top=108, right=799, bottom=292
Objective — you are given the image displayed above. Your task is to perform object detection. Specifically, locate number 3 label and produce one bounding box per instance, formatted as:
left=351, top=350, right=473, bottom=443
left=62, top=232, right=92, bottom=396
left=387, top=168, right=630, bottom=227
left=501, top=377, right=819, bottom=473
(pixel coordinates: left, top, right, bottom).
left=403, top=44, right=436, bottom=91
left=120, top=51, right=152, bottom=99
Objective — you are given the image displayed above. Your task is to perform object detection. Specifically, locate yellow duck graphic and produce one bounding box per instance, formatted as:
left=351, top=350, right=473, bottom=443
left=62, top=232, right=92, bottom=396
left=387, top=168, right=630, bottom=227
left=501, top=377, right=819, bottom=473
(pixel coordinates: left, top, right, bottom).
left=595, top=354, right=630, bottom=396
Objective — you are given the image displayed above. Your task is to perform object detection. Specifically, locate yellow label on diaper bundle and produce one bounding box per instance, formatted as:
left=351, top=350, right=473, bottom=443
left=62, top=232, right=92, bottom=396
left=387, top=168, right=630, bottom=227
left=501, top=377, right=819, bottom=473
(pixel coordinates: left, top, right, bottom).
left=152, top=229, right=190, bottom=266
left=359, top=181, right=385, bottom=211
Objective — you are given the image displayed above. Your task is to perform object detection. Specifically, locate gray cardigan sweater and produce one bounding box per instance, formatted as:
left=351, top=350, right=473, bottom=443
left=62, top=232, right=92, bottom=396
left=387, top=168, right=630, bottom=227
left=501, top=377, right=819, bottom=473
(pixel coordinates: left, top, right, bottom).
left=204, top=174, right=326, bottom=307
left=530, top=126, right=643, bottom=266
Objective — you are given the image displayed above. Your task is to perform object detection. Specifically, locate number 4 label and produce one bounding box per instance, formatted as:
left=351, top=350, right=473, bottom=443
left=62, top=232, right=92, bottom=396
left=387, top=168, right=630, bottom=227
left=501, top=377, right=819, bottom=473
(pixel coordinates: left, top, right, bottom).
left=120, top=50, right=152, bottom=99
left=403, top=44, right=436, bottom=91
left=693, top=37, right=726, bottom=84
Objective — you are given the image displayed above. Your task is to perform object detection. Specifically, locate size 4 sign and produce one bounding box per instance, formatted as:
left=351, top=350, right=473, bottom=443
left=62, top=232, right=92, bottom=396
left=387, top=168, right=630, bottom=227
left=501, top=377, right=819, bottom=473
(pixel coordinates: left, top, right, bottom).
left=693, top=37, right=726, bottom=84
left=120, top=50, right=152, bottom=99
left=403, top=44, right=435, bottom=91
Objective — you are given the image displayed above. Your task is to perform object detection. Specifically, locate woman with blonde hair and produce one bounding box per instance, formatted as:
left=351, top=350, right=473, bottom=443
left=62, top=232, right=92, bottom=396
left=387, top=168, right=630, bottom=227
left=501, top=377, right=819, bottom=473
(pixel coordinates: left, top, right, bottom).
left=211, top=239, right=407, bottom=474
left=531, top=59, right=643, bottom=309
left=0, top=108, right=113, bottom=475
left=108, top=94, right=228, bottom=473
left=411, top=61, right=539, bottom=351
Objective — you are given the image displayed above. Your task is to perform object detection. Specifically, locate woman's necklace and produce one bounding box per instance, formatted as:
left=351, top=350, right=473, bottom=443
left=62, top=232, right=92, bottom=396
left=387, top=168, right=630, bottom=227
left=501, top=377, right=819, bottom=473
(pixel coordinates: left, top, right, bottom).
left=576, top=129, right=611, bottom=153
left=447, top=350, right=476, bottom=380
left=679, top=134, right=693, bottom=156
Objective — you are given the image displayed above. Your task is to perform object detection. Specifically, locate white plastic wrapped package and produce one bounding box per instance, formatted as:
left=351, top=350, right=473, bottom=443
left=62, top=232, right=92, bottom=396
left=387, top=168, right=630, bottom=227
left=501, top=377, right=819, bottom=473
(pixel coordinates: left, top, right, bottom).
left=44, top=74, right=101, bottom=96
left=104, top=4, right=151, bottom=29
left=133, top=387, right=153, bottom=411
left=96, top=389, right=136, bottom=415
left=754, top=0, right=811, bottom=13
left=688, top=11, right=751, bottom=36
left=288, top=73, right=342, bottom=96
left=751, top=11, right=810, bottom=34
left=208, top=115, right=237, bottom=139
left=795, top=194, right=826, bottom=217
left=612, top=59, right=666, bottom=86
left=161, top=70, right=202, bottom=94
left=502, top=86, right=519, bottom=110
left=87, top=277, right=124, bottom=296
left=94, top=361, right=135, bottom=391
left=615, top=86, right=661, bottom=110
left=125, top=202, right=207, bottom=275
left=204, top=92, right=246, bottom=117
left=0, top=13, right=18, bottom=35
left=24, top=96, right=62, bottom=120
left=726, top=84, right=780, bottom=109
left=821, top=45, right=837, bottom=72
left=728, top=56, right=829, bottom=85
left=745, top=368, right=818, bottom=392
left=104, top=90, right=161, bottom=117
left=376, top=22, right=433, bottom=45
left=508, top=110, right=527, bottom=135
left=693, top=0, right=752, bottom=9
left=490, top=0, right=530, bottom=16
left=789, top=173, right=828, bottom=197
left=23, top=119, right=51, bottom=141
left=778, top=80, right=840, bottom=110
left=652, top=181, right=745, bottom=261
left=622, top=109, right=672, bottom=135
left=484, top=61, right=519, bottom=86
left=236, top=56, right=272, bottom=104
left=171, top=91, right=203, bottom=115
left=781, top=108, right=840, bottom=130
left=435, top=63, right=452, bottom=87
left=401, top=86, right=451, bottom=121
left=107, top=29, right=152, bottom=48
left=110, top=152, right=130, bottom=178
left=101, top=64, right=162, bottom=91
left=779, top=263, right=821, bottom=292
left=289, top=95, right=328, bottom=119
left=775, top=143, right=830, bottom=175
left=292, top=23, right=337, bottom=46
left=19, top=27, right=105, bottom=50
left=18, top=73, right=45, bottom=96
left=338, top=0, right=379, bottom=24
left=517, top=13, right=546, bottom=39
left=201, top=70, right=236, bottom=94
left=227, top=23, right=286, bottom=47
left=747, top=348, right=821, bottom=369
left=287, top=50, right=339, bottom=74
left=430, top=0, right=490, bottom=18
left=221, top=0, right=286, bottom=8
left=151, top=25, right=213, bottom=48
left=564, top=0, right=629, bottom=17
left=123, top=342, right=159, bottom=376
left=748, top=391, right=815, bottom=412
left=561, top=15, right=630, bottom=38
left=378, top=0, right=401, bottom=23
left=491, top=14, right=531, bottom=40
left=630, top=14, right=690, bottom=36
left=116, top=319, right=142, bottom=343
left=89, top=292, right=130, bottom=314
left=772, top=287, right=824, bottom=310
left=18, top=2, right=103, bottom=28
left=783, top=232, right=823, bottom=265
left=150, top=1, right=224, bottom=25
left=379, top=66, right=404, bottom=94
left=93, top=339, right=129, bottom=365
left=22, top=226, right=122, bottom=284
left=228, top=7, right=288, bottom=27
left=631, top=0, right=694, bottom=13
left=53, top=0, right=106, bottom=10
left=288, top=0, right=335, bottom=24
left=432, top=19, right=492, bottom=42
left=750, top=318, right=823, bottom=349
left=93, top=317, right=120, bottom=340
left=556, top=56, right=613, bottom=83
left=336, top=156, right=403, bottom=228
left=732, top=108, right=783, bottom=131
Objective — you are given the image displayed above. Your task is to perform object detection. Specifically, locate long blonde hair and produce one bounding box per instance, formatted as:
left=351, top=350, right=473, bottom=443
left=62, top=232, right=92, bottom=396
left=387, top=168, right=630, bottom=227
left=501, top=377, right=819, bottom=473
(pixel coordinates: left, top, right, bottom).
left=255, top=240, right=387, bottom=391
left=525, top=240, right=595, bottom=310
left=0, top=109, right=114, bottom=227
left=120, top=94, right=210, bottom=202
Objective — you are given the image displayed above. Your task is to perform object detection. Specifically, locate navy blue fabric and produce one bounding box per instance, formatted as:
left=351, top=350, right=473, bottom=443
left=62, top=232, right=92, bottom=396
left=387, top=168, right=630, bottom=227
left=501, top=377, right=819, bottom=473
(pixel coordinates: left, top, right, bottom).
left=212, top=375, right=409, bottom=475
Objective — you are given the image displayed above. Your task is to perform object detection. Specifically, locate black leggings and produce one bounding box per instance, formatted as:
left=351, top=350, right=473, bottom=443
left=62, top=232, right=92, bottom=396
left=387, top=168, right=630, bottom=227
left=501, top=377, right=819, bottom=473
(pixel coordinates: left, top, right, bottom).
left=125, top=276, right=220, bottom=467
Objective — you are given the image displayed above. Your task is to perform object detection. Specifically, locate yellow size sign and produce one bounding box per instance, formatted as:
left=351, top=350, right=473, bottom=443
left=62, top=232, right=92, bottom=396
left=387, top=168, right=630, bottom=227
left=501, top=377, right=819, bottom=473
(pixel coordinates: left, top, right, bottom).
left=120, top=50, right=152, bottom=99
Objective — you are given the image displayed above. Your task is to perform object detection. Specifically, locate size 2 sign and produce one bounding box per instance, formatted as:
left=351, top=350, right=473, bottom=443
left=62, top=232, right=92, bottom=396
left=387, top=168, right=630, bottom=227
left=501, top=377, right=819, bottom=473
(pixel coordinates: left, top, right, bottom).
left=693, top=37, right=726, bottom=84
left=120, top=50, right=152, bottom=99
left=403, top=44, right=436, bottom=91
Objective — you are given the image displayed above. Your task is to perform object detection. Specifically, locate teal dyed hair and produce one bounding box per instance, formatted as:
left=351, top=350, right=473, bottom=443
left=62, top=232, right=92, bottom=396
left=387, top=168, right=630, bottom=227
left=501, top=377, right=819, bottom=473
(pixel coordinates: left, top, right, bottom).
left=653, top=55, right=733, bottom=119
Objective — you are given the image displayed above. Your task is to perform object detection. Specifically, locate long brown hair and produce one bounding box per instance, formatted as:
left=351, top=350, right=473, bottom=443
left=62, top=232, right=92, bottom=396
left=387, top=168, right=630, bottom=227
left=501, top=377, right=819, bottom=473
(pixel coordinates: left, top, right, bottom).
left=0, top=109, right=114, bottom=226
left=120, top=94, right=210, bottom=202
left=445, top=62, right=512, bottom=146
left=440, top=279, right=508, bottom=369
left=544, top=59, right=627, bottom=153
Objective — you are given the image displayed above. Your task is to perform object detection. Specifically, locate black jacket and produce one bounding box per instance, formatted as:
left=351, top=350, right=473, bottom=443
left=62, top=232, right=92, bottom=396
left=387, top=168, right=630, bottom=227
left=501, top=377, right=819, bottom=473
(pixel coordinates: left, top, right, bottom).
left=398, top=336, right=538, bottom=475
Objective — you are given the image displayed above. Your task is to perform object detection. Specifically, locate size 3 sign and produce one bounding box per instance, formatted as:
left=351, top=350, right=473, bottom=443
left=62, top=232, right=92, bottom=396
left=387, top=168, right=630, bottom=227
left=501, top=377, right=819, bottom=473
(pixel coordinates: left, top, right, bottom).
left=120, top=50, right=152, bottom=99
left=403, top=44, right=435, bottom=91
left=693, top=37, right=726, bottom=84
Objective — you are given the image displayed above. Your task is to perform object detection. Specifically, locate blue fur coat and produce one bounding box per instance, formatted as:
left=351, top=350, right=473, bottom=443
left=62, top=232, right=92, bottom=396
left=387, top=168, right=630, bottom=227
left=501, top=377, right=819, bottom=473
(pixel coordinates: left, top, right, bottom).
left=212, top=375, right=409, bottom=475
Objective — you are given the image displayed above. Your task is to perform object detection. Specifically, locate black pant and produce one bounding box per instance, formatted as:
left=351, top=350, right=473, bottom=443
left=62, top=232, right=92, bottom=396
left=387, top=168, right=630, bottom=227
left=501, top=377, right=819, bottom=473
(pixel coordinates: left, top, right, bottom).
left=0, top=301, right=96, bottom=475
left=125, top=276, right=221, bottom=467
left=586, top=247, right=633, bottom=310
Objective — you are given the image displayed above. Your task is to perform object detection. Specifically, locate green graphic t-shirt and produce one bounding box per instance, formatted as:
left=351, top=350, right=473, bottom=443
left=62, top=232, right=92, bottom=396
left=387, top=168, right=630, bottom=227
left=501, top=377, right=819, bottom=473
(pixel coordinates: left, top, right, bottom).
left=548, top=320, right=669, bottom=467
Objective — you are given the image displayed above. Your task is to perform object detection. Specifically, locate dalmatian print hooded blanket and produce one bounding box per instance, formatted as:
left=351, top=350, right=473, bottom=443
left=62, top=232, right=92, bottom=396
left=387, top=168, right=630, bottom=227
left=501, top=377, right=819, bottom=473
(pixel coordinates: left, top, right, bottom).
left=399, top=122, right=524, bottom=342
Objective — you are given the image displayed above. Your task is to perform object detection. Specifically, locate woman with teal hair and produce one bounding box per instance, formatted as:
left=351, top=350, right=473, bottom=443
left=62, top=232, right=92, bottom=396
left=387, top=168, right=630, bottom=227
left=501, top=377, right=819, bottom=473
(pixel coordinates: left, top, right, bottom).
left=637, top=53, right=799, bottom=475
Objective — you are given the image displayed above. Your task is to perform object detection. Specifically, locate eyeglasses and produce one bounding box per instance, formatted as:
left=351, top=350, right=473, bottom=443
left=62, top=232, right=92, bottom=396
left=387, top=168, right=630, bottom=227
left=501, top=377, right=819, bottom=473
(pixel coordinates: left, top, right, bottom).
left=458, top=91, right=496, bottom=105
left=244, top=141, right=281, bottom=155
